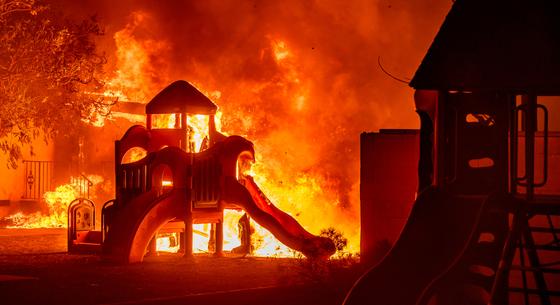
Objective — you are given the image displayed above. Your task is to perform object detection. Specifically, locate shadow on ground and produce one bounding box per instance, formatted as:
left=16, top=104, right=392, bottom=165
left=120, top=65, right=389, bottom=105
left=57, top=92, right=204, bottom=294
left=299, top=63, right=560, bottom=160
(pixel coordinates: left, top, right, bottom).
left=0, top=229, right=362, bottom=305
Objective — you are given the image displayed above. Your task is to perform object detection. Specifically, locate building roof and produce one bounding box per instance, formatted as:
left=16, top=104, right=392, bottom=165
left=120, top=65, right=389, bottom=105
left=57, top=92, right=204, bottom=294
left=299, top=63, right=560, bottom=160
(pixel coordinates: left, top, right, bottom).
left=145, top=80, right=217, bottom=115
left=410, top=0, right=560, bottom=92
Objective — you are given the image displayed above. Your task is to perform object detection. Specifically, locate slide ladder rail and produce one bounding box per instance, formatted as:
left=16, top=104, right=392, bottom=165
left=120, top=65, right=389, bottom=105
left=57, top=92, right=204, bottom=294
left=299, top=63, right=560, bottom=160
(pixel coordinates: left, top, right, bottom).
left=493, top=198, right=560, bottom=305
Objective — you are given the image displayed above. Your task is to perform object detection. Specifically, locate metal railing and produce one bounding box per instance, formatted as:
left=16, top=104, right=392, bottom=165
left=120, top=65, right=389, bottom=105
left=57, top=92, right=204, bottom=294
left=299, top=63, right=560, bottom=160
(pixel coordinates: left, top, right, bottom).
left=71, top=174, right=94, bottom=199
left=22, top=160, right=54, bottom=200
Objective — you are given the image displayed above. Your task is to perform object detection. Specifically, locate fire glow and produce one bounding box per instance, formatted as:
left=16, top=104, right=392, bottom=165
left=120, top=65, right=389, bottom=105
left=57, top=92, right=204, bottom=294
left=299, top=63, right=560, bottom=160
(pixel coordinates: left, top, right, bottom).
left=6, top=176, right=103, bottom=229
left=124, top=112, right=298, bottom=256
left=99, top=26, right=361, bottom=256
left=1, top=2, right=428, bottom=253
left=98, top=24, right=360, bottom=256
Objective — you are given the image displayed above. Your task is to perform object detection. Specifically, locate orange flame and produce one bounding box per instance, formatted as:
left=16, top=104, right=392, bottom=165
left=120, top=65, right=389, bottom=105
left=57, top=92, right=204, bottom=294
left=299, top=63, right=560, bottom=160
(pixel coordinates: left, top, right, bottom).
left=108, top=11, right=169, bottom=102
left=6, top=176, right=104, bottom=229
left=102, top=16, right=359, bottom=258
left=122, top=146, right=148, bottom=164
left=187, top=115, right=210, bottom=153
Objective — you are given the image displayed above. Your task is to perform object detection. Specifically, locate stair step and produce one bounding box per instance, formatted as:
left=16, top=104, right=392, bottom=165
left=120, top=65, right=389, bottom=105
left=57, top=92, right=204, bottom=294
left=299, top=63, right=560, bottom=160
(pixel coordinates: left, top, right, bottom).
left=520, top=244, right=560, bottom=251
left=509, top=287, right=560, bottom=296
left=528, top=226, right=560, bottom=233
left=509, top=265, right=560, bottom=274
left=525, top=196, right=560, bottom=215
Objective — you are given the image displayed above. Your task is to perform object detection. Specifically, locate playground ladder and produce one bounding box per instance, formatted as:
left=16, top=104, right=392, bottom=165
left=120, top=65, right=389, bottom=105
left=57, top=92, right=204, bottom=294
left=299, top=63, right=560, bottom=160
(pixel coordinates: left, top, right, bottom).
left=492, top=97, right=560, bottom=304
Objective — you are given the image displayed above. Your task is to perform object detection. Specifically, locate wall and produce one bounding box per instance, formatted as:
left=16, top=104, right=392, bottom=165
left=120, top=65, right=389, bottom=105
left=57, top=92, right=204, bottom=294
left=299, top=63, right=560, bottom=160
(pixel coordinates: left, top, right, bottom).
left=0, top=135, right=55, bottom=217
left=360, top=129, right=419, bottom=266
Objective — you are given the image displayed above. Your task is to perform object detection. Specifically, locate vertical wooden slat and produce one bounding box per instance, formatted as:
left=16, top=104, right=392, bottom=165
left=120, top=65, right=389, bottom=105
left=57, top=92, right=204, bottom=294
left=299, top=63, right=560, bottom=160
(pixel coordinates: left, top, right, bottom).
left=24, top=162, right=27, bottom=198
left=34, top=161, right=37, bottom=199
left=204, top=159, right=209, bottom=202
left=524, top=94, right=551, bottom=305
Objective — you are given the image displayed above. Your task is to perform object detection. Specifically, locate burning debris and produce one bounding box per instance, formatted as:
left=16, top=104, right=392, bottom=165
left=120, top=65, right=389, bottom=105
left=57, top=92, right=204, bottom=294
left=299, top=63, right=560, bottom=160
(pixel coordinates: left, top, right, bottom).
left=1, top=175, right=104, bottom=229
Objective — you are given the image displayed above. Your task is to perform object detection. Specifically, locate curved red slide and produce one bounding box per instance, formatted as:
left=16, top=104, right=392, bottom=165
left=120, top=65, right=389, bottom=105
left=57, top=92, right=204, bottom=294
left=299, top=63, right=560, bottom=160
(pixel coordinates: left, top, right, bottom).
left=222, top=176, right=336, bottom=259
left=103, top=177, right=335, bottom=263
left=342, top=187, right=488, bottom=305
left=102, top=189, right=186, bottom=263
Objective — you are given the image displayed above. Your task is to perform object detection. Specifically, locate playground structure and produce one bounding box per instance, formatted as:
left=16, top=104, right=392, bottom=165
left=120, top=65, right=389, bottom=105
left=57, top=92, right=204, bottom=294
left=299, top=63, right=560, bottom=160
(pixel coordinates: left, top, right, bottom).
left=346, top=1, right=560, bottom=304
left=67, top=80, right=335, bottom=263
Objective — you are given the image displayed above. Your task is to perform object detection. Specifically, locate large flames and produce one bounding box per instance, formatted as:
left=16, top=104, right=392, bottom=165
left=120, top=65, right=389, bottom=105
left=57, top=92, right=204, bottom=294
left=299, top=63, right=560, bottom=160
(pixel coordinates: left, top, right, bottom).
left=5, top=3, right=434, bottom=259
left=149, top=110, right=354, bottom=257
left=5, top=175, right=104, bottom=229
left=188, top=115, right=210, bottom=153
left=150, top=113, right=210, bottom=153
left=156, top=209, right=295, bottom=257
left=99, top=14, right=361, bottom=258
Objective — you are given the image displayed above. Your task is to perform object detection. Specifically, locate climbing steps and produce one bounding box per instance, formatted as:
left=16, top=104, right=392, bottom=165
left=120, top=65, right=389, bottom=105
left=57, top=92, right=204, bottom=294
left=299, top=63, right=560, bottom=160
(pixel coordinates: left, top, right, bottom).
left=499, top=198, right=560, bottom=304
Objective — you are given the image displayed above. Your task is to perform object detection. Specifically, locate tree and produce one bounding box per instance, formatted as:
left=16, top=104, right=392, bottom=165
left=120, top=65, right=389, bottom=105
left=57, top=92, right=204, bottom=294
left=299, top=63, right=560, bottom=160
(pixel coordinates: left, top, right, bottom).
left=0, top=0, right=109, bottom=168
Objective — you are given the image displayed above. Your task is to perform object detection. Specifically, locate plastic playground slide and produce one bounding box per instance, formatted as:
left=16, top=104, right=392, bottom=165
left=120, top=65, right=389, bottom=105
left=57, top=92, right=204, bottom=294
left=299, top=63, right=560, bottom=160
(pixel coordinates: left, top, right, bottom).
left=102, top=188, right=187, bottom=263
left=222, top=176, right=336, bottom=259
left=343, top=187, right=488, bottom=305
left=103, top=176, right=335, bottom=263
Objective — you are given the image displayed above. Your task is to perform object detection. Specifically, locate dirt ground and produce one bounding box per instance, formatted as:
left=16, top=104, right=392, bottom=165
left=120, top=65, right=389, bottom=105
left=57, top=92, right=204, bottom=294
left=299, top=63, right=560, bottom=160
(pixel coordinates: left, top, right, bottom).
left=0, top=229, right=363, bottom=305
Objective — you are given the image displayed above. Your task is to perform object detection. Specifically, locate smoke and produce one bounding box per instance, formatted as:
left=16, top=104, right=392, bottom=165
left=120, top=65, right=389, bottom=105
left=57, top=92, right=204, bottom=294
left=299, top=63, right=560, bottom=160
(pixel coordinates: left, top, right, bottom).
left=51, top=0, right=451, bottom=251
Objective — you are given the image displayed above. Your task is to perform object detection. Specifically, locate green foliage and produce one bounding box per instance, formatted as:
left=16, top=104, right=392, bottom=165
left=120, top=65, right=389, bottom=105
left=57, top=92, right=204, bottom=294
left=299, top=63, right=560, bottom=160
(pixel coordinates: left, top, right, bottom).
left=0, top=0, right=109, bottom=168
left=293, top=251, right=360, bottom=285
left=320, top=226, right=348, bottom=252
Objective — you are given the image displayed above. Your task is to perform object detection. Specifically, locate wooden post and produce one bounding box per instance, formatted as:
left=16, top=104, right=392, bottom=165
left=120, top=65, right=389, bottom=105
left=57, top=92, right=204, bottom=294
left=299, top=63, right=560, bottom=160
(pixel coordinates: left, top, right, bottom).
left=215, top=220, right=223, bottom=257
left=184, top=151, right=194, bottom=258
left=524, top=94, right=536, bottom=202
left=181, top=113, right=187, bottom=151
left=183, top=215, right=193, bottom=257
left=523, top=94, right=551, bottom=305
left=179, top=232, right=185, bottom=253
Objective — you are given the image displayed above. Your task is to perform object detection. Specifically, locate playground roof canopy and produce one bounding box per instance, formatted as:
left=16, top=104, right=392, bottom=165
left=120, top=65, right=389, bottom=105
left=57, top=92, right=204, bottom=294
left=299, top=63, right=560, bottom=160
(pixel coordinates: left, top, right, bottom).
left=410, top=0, right=560, bottom=92
left=146, top=80, right=217, bottom=115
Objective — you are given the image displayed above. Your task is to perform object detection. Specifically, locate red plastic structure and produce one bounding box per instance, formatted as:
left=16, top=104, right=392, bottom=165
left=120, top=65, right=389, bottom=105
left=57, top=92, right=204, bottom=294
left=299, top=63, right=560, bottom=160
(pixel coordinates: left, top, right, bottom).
left=69, top=80, right=334, bottom=263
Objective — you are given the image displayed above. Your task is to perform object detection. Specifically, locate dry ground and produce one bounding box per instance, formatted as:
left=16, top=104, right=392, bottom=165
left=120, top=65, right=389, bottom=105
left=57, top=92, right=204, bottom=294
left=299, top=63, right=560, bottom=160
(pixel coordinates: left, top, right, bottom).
left=0, top=229, right=362, bottom=305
